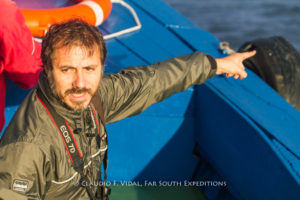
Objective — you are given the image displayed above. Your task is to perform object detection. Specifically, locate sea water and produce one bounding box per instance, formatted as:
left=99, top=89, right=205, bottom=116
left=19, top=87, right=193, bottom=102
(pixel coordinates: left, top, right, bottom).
left=163, top=0, right=300, bottom=52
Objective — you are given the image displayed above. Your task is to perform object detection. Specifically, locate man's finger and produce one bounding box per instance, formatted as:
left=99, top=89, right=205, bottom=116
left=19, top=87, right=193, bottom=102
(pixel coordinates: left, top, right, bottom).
left=236, top=68, right=247, bottom=79
left=240, top=70, right=247, bottom=79
left=240, top=50, right=256, bottom=60
left=226, top=73, right=234, bottom=77
left=234, top=74, right=239, bottom=79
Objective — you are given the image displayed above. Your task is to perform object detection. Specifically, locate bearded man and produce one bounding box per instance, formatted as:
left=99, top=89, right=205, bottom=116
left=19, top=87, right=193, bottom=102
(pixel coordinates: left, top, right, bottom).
left=0, top=19, right=255, bottom=199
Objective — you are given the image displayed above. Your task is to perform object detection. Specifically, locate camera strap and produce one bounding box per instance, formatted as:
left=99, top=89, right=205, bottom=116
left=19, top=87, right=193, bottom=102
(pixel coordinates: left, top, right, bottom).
left=36, top=88, right=100, bottom=200
left=91, top=94, right=108, bottom=181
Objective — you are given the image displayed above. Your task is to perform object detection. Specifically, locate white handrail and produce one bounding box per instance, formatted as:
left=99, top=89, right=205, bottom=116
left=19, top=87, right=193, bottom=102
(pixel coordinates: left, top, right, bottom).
left=104, top=0, right=142, bottom=40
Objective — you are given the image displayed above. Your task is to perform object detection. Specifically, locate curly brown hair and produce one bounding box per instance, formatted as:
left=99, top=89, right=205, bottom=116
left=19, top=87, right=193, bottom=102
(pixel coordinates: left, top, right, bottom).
left=41, top=19, right=107, bottom=71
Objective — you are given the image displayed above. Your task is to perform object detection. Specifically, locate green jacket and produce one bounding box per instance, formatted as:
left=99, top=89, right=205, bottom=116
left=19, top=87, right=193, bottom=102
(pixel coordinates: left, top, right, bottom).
left=0, top=52, right=216, bottom=199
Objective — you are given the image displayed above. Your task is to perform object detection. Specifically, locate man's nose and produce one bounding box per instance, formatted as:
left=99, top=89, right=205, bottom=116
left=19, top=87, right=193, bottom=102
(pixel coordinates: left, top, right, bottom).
left=73, top=70, right=86, bottom=88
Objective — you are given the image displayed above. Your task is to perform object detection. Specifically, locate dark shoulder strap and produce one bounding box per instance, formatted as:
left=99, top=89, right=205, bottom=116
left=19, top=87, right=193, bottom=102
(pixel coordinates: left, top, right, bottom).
left=91, top=94, right=105, bottom=125
left=91, top=93, right=109, bottom=181
left=36, top=88, right=83, bottom=170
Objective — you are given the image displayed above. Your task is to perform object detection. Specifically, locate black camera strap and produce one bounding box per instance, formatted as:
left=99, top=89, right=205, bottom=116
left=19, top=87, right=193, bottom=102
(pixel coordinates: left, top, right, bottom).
left=36, top=88, right=99, bottom=200
left=91, top=94, right=110, bottom=199
left=91, top=94, right=108, bottom=181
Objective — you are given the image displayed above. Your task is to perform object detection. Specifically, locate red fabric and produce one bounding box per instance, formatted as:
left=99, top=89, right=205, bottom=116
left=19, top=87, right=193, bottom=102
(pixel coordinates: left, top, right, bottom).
left=0, top=0, right=42, bottom=132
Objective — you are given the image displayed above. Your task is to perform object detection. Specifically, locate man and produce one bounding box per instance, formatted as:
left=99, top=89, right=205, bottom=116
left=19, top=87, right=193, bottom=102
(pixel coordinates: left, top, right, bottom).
left=0, top=19, right=255, bottom=199
left=0, top=0, right=42, bottom=133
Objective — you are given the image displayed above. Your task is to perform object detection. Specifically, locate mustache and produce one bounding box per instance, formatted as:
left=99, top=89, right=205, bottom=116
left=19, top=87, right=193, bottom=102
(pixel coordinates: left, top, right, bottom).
left=64, top=87, right=93, bottom=96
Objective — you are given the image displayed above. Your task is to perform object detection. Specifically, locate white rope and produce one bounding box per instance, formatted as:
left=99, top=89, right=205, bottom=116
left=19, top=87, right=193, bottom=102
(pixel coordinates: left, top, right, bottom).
left=103, top=0, right=142, bottom=40
left=31, top=37, right=36, bottom=55
left=219, top=41, right=236, bottom=55
left=33, top=37, right=42, bottom=44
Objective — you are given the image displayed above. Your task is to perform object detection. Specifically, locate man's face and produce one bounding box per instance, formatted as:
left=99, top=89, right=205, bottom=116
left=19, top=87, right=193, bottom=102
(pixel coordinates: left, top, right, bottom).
left=49, top=45, right=102, bottom=110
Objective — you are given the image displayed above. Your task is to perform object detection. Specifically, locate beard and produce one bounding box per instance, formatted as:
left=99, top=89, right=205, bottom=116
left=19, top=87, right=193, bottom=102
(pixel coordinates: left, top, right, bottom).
left=47, top=71, right=96, bottom=111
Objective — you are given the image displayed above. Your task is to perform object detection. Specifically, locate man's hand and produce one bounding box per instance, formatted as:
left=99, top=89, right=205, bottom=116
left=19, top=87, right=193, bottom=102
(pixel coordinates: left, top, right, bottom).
left=215, top=51, right=256, bottom=79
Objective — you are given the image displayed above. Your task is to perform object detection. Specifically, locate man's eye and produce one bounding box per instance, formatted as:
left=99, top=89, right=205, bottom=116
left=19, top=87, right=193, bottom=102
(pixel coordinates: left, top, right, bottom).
left=61, top=68, right=71, bottom=72
left=86, top=67, right=95, bottom=71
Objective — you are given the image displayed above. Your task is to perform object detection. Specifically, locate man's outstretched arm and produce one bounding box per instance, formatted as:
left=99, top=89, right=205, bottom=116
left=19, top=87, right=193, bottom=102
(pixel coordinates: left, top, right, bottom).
left=99, top=51, right=255, bottom=124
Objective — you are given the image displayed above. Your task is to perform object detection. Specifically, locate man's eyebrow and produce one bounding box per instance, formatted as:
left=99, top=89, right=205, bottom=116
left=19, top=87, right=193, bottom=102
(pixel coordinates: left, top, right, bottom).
left=84, top=65, right=98, bottom=68
left=58, top=65, right=99, bottom=69
left=58, top=65, right=74, bottom=69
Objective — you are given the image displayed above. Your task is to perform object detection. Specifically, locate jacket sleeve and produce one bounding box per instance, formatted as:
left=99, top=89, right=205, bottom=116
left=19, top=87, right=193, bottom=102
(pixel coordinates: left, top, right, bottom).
left=0, top=142, right=50, bottom=199
left=99, top=51, right=217, bottom=124
left=0, top=0, right=42, bottom=89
